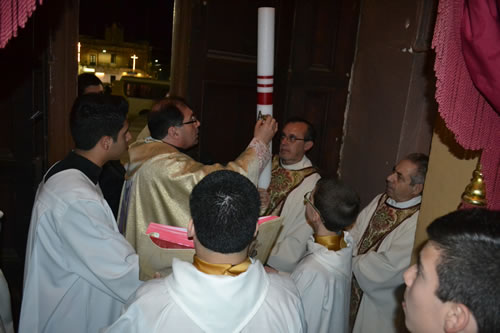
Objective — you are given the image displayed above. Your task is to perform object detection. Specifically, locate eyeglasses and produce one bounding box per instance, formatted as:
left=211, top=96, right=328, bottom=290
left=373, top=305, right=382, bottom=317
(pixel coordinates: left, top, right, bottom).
left=303, top=191, right=324, bottom=222
left=280, top=133, right=306, bottom=143
left=182, top=115, right=198, bottom=125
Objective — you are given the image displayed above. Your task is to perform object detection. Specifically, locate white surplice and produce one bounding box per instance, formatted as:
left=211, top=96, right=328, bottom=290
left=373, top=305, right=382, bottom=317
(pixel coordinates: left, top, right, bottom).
left=19, top=169, right=142, bottom=333
left=350, top=194, right=420, bottom=333
left=267, top=155, right=321, bottom=272
left=103, top=258, right=307, bottom=333
left=291, top=232, right=353, bottom=333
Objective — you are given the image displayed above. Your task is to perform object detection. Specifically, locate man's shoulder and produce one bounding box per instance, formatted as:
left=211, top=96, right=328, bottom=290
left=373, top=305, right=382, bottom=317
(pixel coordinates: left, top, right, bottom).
left=134, top=277, right=169, bottom=301
left=41, top=169, right=100, bottom=199
left=358, top=193, right=385, bottom=214
left=267, top=271, right=301, bottom=299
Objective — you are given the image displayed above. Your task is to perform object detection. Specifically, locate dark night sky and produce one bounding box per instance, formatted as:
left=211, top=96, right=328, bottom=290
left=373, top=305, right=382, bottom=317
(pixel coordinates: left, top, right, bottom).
left=79, top=0, right=174, bottom=61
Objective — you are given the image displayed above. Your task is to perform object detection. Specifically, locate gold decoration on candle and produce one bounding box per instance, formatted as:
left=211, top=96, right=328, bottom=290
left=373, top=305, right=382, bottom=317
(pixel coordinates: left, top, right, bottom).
left=461, top=159, right=487, bottom=207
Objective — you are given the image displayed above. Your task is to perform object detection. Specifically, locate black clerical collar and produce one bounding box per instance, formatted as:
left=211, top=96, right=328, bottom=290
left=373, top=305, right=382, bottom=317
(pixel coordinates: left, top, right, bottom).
left=44, top=151, right=102, bottom=185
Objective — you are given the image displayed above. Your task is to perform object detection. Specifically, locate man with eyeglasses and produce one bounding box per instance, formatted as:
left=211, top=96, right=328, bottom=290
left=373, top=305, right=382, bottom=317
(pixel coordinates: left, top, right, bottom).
left=349, top=153, right=429, bottom=333
left=118, top=97, right=277, bottom=257
left=262, top=117, right=321, bottom=273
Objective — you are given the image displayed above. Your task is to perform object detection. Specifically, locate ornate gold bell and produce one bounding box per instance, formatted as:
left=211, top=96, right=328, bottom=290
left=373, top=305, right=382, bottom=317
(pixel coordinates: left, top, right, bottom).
left=461, top=161, right=487, bottom=206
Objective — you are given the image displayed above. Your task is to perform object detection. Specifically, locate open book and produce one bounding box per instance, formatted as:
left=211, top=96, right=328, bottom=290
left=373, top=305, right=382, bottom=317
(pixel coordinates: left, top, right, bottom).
left=138, top=216, right=283, bottom=281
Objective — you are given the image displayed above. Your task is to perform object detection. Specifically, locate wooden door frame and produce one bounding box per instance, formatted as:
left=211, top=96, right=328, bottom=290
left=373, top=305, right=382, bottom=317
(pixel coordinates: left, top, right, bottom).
left=47, top=0, right=79, bottom=165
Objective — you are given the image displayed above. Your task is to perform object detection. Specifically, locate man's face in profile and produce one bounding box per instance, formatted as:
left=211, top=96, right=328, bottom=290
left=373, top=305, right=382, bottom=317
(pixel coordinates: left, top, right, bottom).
left=403, top=242, right=446, bottom=332
left=109, top=120, right=132, bottom=159
left=385, top=159, right=420, bottom=202
left=176, top=104, right=200, bottom=149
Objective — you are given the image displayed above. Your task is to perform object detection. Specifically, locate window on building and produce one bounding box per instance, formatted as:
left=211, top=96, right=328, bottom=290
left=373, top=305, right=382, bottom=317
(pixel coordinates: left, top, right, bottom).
left=90, top=54, right=96, bottom=65
left=111, top=54, right=116, bottom=64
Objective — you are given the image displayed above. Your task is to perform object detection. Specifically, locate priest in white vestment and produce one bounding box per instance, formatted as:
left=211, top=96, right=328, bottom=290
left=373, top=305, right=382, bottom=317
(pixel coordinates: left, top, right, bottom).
left=261, top=118, right=321, bottom=272
left=104, top=170, right=306, bottom=333
left=349, top=153, right=428, bottom=333
left=291, top=178, right=360, bottom=333
left=19, top=95, right=142, bottom=333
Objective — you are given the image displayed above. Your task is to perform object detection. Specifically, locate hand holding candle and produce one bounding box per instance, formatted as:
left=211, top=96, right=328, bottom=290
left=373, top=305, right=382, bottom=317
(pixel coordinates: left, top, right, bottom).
left=254, top=116, right=277, bottom=145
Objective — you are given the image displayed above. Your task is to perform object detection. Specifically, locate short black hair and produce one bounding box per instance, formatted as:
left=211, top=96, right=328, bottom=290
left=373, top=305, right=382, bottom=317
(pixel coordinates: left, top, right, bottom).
left=70, top=94, right=128, bottom=150
left=189, top=170, right=260, bottom=254
left=78, top=73, right=103, bottom=96
left=427, top=209, right=500, bottom=332
left=148, top=97, right=189, bottom=140
left=405, top=153, right=429, bottom=186
left=313, top=178, right=360, bottom=232
left=284, top=117, right=316, bottom=142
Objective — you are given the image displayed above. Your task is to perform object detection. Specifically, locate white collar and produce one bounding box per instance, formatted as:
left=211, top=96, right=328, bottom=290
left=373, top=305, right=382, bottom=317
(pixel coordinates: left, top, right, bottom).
left=386, top=195, right=421, bottom=209
left=280, top=155, right=312, bottom=171
left=166, top=258, right=269, bottom=333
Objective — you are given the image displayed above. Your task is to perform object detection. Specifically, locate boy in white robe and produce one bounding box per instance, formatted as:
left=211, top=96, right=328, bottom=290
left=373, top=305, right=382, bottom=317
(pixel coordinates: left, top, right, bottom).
left=291, top=178, right=360, bottom=333
left=19, top=95, right=142, bottom=333
left=104, top=170, right=306, bottom=333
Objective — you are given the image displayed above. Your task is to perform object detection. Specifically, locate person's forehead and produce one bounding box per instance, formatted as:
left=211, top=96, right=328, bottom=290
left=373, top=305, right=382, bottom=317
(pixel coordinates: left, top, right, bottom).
left=396, top=159, right=417, bottom=176
left=179, top=104, right=193, bottom=118
left=421, top=241, right=441, bottom=271
left=283, top=122, right=307, bottom=134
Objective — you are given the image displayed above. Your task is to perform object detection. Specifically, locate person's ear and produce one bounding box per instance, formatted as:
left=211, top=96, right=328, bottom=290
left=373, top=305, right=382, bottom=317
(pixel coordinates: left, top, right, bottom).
left=99, top=136, right=113, bottom=151
left=308, top=208, right=322, bottom=230
left=167, top=126, right=178, bottom=139
left=187, top=219, right=195, bottom=238
left=304, top=141, right=313, bottom=152
left=444, top=303, right=471, bottom=333
left=411, top=183, right=424, bottom=196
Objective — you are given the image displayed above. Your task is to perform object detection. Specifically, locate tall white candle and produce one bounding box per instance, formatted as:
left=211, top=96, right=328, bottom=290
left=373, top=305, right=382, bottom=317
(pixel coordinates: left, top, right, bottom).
left=257, top=7, right=275, bottom=189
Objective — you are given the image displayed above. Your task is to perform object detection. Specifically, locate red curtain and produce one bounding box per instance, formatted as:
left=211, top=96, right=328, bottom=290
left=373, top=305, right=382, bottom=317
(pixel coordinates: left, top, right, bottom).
left=433, top=0, right=500, bottom=209
left=0, top=0, right=42, bottom=48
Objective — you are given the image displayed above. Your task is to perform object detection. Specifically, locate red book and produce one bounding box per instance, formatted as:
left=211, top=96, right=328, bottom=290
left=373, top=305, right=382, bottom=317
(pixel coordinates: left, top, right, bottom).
left=146, top=223, right=194, bottom=249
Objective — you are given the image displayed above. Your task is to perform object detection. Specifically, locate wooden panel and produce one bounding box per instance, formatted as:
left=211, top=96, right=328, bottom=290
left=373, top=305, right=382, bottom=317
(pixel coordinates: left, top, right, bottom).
left=200, top=81, right=256, bottom=163
left=0, top=0, right=78, bottom=326
left=339, top=0, right=437, bottom=206
left=187, top=0, right=290, bottom=163
left=47, top=0, right=79, bottom=165
left=185, top=0, right=360, bottom=177
left=283, top=0, right=360, bottom=177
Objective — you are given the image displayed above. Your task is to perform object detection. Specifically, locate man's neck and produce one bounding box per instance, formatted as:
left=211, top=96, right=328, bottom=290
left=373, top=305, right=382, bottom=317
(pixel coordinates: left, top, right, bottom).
left=163, top=137, right=185, bottom=150
left=195, top=245, right=249, bottom=266
left=314, top=222, right=340, bottom=237
left=386, top=195, right=422, bottom=209
left=280, top=155, right=307, bottom=169
left=73, top=149, right=107, bottom=167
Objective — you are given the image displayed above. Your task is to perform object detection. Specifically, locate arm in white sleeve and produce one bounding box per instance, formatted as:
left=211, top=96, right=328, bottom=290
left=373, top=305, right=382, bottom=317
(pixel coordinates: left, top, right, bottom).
left=59, top=200, right=142, bottom=303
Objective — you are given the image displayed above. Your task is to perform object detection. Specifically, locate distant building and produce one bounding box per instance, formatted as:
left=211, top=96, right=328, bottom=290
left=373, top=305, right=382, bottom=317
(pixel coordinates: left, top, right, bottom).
left=79, top=23, right=152, bottom=83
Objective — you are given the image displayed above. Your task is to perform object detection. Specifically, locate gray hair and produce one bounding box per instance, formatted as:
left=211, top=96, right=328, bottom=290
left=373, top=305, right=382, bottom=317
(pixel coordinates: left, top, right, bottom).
left=405, top=153, right=429, bottom=185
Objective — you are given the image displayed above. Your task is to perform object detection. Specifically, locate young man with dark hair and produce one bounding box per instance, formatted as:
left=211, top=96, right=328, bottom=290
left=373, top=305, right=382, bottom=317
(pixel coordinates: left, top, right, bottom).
left=403, top=209, right=500, bottom=333
left=78, top=73, right=104, bottom=96
left=19, top=94, right=141, bottom=333
left=105, top=170, right=306, bottom=332
left=78, top=72, right=126, bottom=218
left=291, top=178, right=360, bottom=333
left=120, top=97, right=277, bottom=253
